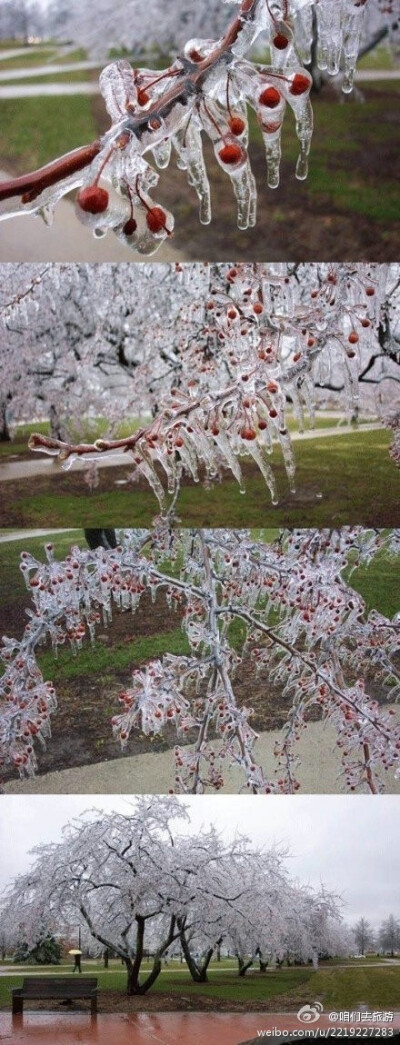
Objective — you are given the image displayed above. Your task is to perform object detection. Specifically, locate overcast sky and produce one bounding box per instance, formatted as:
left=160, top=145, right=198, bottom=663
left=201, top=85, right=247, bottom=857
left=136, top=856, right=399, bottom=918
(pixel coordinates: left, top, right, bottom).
left=0, top=794, right=398, bottom=926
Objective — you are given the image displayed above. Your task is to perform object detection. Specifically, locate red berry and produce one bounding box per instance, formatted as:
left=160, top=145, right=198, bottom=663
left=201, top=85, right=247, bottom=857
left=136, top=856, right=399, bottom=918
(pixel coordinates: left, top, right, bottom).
left=290, top=73, right=310, bottom=96
left=218, top=143, right=243, bottom=165
left=229, top=116, right=245, bottom=136
left=123, top=217, right=137, bottom=236
left=137, top=88, right=150, bottom=105
left=77, top=185, right=109, bottom=214
left=348, top=331, right=359, bottom=344
left=146, top=206, right=167, bottom=234
left=273, top=33, right=289, bottom=49
left=253, top=302, right=263, bottom=314
left=259, top=86, right=281, bottom=108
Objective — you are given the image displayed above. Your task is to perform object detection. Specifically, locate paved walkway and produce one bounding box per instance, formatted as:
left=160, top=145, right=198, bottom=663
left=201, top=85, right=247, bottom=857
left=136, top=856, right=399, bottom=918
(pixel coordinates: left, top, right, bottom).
left=0, top=61, right=101, bottom=82
left=0, top=425, right=382, bottom=484
left=0, top=529, right=78, bottom=543
left=0, top=82, right=99, bottom=97
left=354, top=68, right=400, bottom=80
left=0, top=1012, right=399, bottom=1043
left=4, top=712, right=400, bottom=795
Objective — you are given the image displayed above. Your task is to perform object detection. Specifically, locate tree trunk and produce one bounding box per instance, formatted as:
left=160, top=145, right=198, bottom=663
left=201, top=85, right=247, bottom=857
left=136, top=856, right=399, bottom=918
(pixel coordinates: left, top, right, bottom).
left=0, top=421, right=11, bottom=442
left=123, top=915, right=146, bottom=994
left=179, top=923, right=214, bottom=983
left=124, top=915, right=179, bottom=994
left=49, top=403, right=65, bottom=441
left=0, top=399, right=11, bottom=441
left=84, top=528, right=117, bottom=550
left=236, top=954, right=253, bottom=977
left=125, top=958, right=141, bottom=995
left=255, top=947, right=268, bottom=972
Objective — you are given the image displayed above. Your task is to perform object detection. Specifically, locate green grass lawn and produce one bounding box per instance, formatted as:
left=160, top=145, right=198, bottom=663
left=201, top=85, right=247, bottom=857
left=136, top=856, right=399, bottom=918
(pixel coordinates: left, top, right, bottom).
left=358, top=44, right=395, bottom=70
left=0, top=530, right=85, bottom=604
left=38, top=624, right=190, bottom=683
left=0, top=961, right=398, bottom=1010
left=0, top=961, right=315, bottom=1010
left=276, top=82, right=400, bottom=226
left=310, top=965, right=400, bottom=1008
left=343, top=545, right=400, bottom=619
left=0, top=48, right=57, bottom=71
left=0, top=95, right=98, bottom=173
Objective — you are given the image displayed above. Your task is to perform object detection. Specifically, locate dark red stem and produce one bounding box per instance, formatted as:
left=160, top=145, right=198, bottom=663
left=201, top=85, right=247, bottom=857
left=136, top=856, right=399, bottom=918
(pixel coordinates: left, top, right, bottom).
left=0, top=0, right=259, bottom=204
left=0, top=141, right=102, bottom=204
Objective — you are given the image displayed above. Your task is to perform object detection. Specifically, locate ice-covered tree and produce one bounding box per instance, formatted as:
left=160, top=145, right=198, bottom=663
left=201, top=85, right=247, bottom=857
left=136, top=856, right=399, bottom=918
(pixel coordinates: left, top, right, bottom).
left=49, top=0, right=232, bottom=56
left=46, top=0, right=400, bottom=61
left=378, top=913, right=400, bottom=956
left=0, top=797, right=347, bottom=992
left=353, top=916, right=375, bottom=955
left=0, top=0, right=43, bottom=42
left=1, top=526, right=399, bottom=794
left=0, top=0, right=395, bottom=254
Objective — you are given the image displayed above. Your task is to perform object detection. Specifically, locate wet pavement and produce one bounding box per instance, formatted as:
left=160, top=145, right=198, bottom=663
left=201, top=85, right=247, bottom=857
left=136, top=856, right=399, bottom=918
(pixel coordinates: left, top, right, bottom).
left=1, top=1013, right=399, bottom=1045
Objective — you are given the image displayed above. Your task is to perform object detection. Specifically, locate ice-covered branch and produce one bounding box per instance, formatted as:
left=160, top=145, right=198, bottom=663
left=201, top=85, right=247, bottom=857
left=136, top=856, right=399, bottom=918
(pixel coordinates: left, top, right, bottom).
left=0, top=0, right=375, bottom=254
left=1, top=527, right=399, bottom=794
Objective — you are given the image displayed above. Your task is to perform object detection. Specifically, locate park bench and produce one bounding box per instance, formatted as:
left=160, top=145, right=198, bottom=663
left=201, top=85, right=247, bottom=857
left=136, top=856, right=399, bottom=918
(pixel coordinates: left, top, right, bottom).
left=12, top=976, right=98, bottom=1017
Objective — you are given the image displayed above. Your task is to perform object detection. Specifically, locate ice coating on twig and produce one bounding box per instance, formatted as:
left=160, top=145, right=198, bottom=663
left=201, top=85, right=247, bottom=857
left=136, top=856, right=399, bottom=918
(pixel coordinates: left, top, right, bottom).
left=0, top=0, right=376, bottom=252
